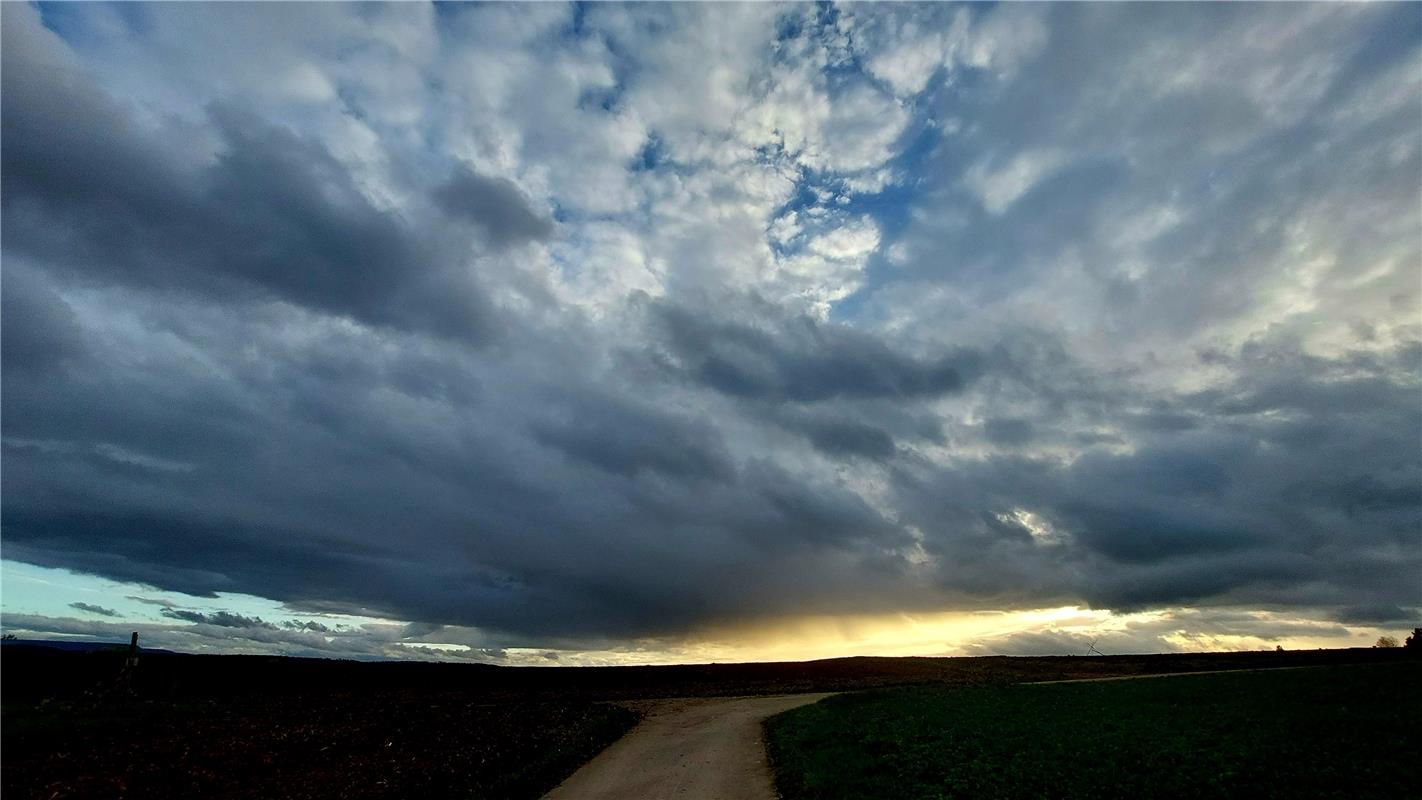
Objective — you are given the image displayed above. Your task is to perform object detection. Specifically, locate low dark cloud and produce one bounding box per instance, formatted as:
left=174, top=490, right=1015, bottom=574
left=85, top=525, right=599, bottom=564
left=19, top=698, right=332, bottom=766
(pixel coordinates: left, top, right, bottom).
left=68, top=602, right=120, bottom=617
left=651, top=300, right=979, bottom=403
left=531, top=394, right=733, bottom=480
left=1334, top=605, right=1418, bottom=626
left=787, top=414, right=897, bottom=460
left=964, top=629, right=1157, bottom=658
left=160, top=608, right=278, bottom=630
left=894, top=336, right=1421, bottom=617
left=125, top=595, right=183, bottom=607
left=0, top=612, right=518, bottom=663
left=435, top=166, right=554, bottom=248
left=3, top=283, right=1414, bottom=645
left=983, top=417, right=1035, bottom=447
left=281, top=620, right=333, bottom=633
left=0, top=265, right=86, bottom=376
left=962, top=609, right=1357, bottom=657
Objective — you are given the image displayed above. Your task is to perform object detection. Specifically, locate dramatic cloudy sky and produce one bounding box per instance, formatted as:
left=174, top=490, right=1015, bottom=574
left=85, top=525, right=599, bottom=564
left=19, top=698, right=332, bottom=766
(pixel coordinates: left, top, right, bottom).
left=2, top=2, right=1419, bottom=664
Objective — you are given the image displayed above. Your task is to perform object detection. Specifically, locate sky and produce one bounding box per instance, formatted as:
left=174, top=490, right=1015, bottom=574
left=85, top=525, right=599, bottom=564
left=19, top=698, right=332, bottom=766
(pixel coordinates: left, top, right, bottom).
left=1, top=1, right=1418, bottom=666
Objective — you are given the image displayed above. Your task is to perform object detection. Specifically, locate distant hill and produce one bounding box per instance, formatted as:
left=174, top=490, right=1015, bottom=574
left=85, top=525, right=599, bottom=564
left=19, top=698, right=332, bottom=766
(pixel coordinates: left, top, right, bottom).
left=0, top=638, right=179, bottom=655
left=0, top=642, right=1409, bottom=705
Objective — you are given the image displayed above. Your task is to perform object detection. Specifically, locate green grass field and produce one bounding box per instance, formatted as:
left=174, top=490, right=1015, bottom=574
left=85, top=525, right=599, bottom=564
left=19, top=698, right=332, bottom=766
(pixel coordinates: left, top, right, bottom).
left=766, top=663, right=1421, bottom=800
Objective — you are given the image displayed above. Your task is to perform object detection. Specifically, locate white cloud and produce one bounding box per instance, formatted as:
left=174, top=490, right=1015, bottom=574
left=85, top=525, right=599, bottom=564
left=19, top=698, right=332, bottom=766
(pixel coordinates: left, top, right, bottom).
left=965, top=148, right=1066, bottom=215
left=809, top=83, right=910, bottom=174
left=961, top=3, right=1049, bottom=75
left=860, top=8, right=971, bottom=96
left=773, top=215, right=882, bottom=317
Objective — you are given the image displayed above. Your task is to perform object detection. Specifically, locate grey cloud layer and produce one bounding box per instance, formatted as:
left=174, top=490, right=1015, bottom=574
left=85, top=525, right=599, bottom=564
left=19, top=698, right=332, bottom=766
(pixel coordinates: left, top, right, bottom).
left=1, top=11, right=551, bottom=342
left=651, top=301, right=978, bottom=403
left=1, top=2, right=1417, bottom=652
left=961, top=609, right=1358, bottom=657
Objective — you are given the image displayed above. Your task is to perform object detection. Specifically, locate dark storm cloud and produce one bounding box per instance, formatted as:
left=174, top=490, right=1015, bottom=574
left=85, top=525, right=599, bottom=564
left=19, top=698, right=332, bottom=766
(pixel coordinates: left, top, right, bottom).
left=1127, top=411, right=1199, bottom=434
left=651, top=300, right=979, bottom=403
left=68, top=602, right=120, bottom=617
left=7, top=306, right=1413, bottom=643
left=983, top=417, right=1035, bottom=446
left=531, top=394, right=733, bottom=480
left=1061, top=502, right=1256, bottom=564
left=749, top=461, right=903, bottom=549
left=0, top=264, right=86, bottom=376
left=786, top=414, right=897, bottom=460
left=1335, top=605, right=1418, bottom=626
left=894, top=336, right=1421, bottom=617
left=0, top=320, right=906, bottom=640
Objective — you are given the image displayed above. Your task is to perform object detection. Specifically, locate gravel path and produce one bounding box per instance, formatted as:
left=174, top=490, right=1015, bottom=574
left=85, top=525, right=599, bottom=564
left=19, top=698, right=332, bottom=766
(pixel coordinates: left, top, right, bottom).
left=543, top=693, right=833, bottom=800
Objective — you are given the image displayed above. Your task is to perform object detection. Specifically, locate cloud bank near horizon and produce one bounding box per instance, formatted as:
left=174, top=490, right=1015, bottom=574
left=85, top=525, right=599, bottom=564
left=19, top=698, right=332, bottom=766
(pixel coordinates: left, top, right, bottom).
left=2, top=2, right=1418, bottom=659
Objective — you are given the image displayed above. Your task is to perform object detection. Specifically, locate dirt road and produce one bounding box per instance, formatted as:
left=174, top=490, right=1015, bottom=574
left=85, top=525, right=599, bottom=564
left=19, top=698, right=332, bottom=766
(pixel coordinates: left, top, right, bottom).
left=543, top=693, right=833, bottom=800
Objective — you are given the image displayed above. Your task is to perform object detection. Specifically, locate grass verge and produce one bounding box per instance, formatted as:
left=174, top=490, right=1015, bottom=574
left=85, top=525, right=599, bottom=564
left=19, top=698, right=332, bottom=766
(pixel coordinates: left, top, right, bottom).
left=765, top=662, right=1420, bottom=799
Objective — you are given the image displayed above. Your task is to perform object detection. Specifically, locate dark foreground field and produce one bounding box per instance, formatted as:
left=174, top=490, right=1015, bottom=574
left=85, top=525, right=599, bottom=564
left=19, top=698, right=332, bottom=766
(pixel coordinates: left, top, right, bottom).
left=1, top=645, right=1411, bottom=799
left=766, top=662, right=1421, bottom=800
left=3, top=693, right=635, bottom=800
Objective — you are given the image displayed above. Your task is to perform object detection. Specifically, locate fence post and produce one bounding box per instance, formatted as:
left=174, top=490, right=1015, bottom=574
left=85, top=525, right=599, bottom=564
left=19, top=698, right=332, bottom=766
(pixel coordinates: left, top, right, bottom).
left=125, top=631, right=139, bottom=694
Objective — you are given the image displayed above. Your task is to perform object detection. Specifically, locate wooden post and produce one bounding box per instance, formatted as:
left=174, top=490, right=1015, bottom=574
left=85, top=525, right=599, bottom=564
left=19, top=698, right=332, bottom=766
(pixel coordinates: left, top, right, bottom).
left=124, top=631, right=139, bottom=694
